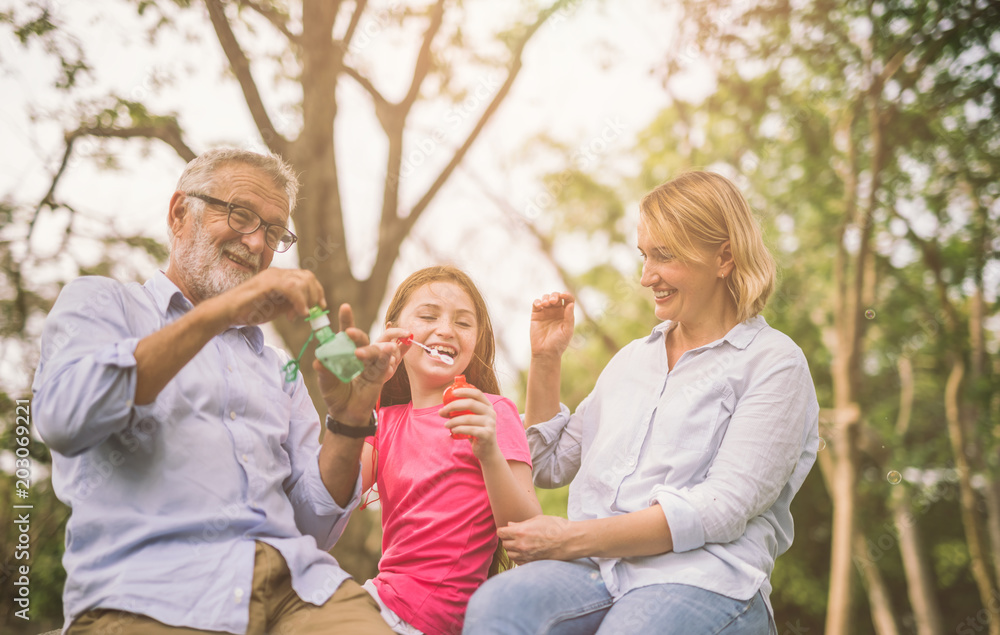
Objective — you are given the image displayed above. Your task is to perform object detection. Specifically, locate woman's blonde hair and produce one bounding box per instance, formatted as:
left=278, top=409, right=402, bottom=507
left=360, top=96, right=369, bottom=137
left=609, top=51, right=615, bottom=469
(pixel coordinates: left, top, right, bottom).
left=379, top=266, right=499, bottom=407
left=639, top=171, right=776, bottom=322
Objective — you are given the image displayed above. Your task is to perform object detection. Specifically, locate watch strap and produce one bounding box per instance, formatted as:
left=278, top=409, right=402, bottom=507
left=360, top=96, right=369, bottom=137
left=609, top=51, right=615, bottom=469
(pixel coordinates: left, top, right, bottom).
left=325, top=412, right=377, bottom=438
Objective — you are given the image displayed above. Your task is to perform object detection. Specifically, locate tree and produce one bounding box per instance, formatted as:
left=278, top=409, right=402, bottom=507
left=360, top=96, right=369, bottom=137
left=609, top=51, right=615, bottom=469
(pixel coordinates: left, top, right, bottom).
left=657, top=0, right=999, bottom=631
left=499, top=0, right=999, bottom=630
left=1, top=0, right=575, bottom=625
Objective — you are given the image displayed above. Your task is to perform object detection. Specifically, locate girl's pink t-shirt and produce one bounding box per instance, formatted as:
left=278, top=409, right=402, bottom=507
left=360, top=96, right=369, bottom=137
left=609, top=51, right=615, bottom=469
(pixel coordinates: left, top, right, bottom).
left=368, top=395, right=532, bottom=635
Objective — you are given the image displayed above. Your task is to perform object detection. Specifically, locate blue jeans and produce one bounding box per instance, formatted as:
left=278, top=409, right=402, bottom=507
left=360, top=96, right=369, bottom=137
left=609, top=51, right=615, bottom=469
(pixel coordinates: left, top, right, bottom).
left=463, top=559, right=770, bottom=635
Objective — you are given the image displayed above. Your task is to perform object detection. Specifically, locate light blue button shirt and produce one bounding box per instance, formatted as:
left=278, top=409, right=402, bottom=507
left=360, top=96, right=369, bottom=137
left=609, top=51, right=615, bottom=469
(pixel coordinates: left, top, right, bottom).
left=32, top=272, right=361, bottom=634
left=528, top=316, right=819, bottom=634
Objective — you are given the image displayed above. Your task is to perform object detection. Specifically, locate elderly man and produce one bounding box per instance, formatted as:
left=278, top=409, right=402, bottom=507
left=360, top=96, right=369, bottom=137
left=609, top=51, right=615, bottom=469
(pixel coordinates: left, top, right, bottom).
left=33, top=149, right=398, bottom=634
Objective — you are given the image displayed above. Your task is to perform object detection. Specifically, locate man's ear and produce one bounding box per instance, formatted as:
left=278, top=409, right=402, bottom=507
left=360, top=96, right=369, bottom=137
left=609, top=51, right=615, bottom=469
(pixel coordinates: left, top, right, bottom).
left=167, top=191, right=190, bottom=236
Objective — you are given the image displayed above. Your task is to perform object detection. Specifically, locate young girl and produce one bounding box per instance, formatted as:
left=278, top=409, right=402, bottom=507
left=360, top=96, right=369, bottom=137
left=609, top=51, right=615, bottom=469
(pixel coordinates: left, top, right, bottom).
left=361, top=266, right=541, bottom=635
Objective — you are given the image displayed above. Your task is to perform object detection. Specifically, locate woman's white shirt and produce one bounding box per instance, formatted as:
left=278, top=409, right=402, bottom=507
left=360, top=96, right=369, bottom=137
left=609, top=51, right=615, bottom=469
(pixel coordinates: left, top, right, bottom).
left=527, top=316, right=820, bottom=632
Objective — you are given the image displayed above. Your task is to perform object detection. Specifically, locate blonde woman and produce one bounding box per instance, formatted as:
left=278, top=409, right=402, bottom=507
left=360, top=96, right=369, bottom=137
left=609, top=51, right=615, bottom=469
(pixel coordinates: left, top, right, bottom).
left=464, top=172, right=819, bottom=635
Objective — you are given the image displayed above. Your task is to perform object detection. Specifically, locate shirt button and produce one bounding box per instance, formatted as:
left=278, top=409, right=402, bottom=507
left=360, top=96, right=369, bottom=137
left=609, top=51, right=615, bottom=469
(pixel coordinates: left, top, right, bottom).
left=627, top=457, right=637, bottom=467
left=227, top=365, right=233, bottom=372
left=230, top=411, right=237, bottom=420
left=233, top=587, right=244, bottom=603
left=242, top=454, right=249, bottom=462
left=125, top=399, right=133, bottom=408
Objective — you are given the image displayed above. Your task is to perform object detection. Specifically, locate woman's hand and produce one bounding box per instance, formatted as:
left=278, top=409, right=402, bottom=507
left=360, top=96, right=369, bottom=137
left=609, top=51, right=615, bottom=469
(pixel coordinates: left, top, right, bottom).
left=531, top=292, right=575, bottom=359
left=497, top=515, right=577, bottom=564
left=440, top=386, right=499, bottom=459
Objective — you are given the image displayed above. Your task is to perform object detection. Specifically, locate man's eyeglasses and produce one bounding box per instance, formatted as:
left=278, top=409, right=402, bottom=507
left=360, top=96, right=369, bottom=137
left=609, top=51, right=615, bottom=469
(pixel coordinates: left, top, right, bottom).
left=186, top=193, right=298, bottom=253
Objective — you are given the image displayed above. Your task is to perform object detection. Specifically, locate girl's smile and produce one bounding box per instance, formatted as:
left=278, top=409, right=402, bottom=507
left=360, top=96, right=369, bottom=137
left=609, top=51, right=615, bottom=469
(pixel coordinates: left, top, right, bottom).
left=395, top=281, right=479, bottom=405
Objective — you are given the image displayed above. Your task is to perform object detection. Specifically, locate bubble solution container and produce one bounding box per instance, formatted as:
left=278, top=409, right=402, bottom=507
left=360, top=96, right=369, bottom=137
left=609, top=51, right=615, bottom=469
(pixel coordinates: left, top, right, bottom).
left=443, top=374, right=475, bottom=440
left=308, top=306, right=364, bottom=383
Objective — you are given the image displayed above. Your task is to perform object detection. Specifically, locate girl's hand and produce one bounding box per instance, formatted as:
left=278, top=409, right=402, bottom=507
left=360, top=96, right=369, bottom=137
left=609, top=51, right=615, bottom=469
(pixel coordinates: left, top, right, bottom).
left=379, top=326, right=412, bottom=377
left=497, top=515, right=575, bottom=564
left=530, top=292, right=575, bottom=359
left=439, top=386, right=499, bottom=459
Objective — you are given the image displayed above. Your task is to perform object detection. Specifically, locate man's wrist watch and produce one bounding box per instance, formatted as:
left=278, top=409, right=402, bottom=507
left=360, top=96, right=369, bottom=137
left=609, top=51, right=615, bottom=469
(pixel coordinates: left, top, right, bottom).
left=325, top=411, right=377, bottom=438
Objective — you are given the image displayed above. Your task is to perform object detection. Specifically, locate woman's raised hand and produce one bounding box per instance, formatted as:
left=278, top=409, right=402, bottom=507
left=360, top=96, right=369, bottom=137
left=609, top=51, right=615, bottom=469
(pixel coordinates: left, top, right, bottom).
left=530, top=292, right=575, bottom=359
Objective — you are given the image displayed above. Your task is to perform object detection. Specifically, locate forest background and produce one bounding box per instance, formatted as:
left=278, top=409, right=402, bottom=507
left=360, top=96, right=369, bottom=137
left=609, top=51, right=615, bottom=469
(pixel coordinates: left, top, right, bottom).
left=1, top=1, right=998, bottom=634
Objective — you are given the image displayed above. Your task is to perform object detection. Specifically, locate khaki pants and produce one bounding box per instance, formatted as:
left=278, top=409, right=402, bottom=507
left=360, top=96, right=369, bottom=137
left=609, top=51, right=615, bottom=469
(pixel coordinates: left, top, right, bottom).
left=69, top=542, right=393, bottom=635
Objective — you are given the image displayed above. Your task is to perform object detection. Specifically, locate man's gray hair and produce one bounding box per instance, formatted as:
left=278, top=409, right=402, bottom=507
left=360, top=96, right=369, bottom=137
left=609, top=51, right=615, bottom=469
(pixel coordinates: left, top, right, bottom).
left=176, top=148, right=300, bottom=214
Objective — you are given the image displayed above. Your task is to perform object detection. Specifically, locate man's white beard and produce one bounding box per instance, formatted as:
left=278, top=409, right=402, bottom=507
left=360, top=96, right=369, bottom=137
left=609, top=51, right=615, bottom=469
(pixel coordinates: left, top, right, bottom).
left=171, top=217, right=261, bottom=302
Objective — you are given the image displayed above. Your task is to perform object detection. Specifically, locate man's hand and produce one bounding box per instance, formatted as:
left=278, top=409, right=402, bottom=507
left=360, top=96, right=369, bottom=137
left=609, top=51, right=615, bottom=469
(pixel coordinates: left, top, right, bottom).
left=134, top=268, right=324, bottom=406
left=210, top=268, right=326, bottom=328
left=498, top=515, right=576, bottom=564
left=314, top=304, right=409, bottom=426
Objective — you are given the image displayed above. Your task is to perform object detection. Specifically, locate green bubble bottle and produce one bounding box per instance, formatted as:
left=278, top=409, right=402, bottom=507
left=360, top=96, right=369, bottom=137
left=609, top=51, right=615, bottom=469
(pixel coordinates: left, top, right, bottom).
left=307, top=306, right=364, bottom=383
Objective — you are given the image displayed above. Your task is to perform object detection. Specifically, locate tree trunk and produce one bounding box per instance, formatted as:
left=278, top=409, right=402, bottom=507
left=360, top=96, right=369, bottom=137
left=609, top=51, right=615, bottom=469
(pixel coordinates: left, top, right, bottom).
left=891, top=356, right=945, bottom=635
left=945, top=356, right=1000, bottom=635
left=826, top=403, right=860, bottom=635
left=891, top=486, right=944, bottom=635
left=969, top=285, right=1000, bottom=580
left=853, top=533, right=901, bottom=635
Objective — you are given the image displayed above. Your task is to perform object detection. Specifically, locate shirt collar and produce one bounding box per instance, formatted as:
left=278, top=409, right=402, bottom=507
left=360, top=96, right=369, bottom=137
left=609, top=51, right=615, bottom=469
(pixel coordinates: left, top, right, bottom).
left=646, top=315, right=768, bottom=351
left=146, top=271, right=265, bottom=355
left=148, top=270, right=192, bottom=315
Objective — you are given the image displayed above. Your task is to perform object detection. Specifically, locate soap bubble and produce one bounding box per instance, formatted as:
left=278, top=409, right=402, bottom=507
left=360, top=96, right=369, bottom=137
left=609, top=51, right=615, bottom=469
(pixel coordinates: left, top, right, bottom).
left=818, top=437, right=827, bottom=451
left=887, top=470, right=902, bottom=485
left=865, top=309, right=876, bottom=320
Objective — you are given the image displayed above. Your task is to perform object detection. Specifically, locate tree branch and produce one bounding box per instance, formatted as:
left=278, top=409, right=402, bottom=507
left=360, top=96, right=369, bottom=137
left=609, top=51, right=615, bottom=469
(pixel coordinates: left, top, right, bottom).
left=407, top=2, right=568, bottom=227
left=340, top=0, right=367, bottom=52
left=29, top=120, right=195, bottom=243
left=237, top=0, right=298, bottom=43
left=28, top=135, right=78, bottom=242
left=886, top=205, right=961, bottom=334
left=370, top=0, right=572, bottom=289
left=73, top=122, right=196, bottom=162
left=204, top=0, right=287, bottom=154
left=341, top=64, right=389, bottom=109
left=889, top=2, right=996, bottom=97
left=465, top=168, right=621, bottom=356
left=400, top=0, right=446, bottom=113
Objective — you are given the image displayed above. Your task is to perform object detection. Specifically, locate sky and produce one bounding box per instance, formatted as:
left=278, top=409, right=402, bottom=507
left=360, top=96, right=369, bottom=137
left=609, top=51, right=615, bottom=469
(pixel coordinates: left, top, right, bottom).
left=1, top=0, right=716, bottom=397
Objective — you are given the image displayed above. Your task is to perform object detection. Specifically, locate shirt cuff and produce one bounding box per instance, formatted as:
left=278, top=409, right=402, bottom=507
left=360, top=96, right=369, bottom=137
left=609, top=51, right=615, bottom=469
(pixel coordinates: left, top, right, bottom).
left=651, top=486, right=706, bottom=553
left=94, top=337, right=140, bottom=368
left=299, top=447, right=363, bottom=518
left=525, top=403, right=571, bottom=447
